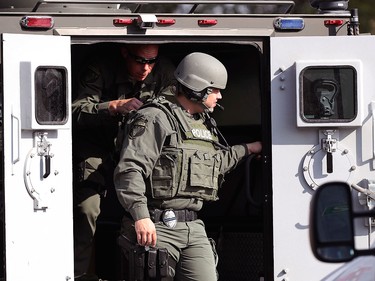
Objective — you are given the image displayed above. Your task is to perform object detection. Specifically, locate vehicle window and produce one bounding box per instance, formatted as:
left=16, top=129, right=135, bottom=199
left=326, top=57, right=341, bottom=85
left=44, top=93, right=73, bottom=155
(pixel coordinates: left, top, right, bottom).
left=300, top=66, right=357, bottom=123
left=35, top=67, right=68, bottom=125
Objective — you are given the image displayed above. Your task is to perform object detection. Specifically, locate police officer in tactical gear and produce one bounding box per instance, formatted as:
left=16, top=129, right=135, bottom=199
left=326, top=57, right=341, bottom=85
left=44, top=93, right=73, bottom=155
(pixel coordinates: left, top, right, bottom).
left=72, top=44, right=176, bottom=281
left=114, top=52, right=262, bottom=281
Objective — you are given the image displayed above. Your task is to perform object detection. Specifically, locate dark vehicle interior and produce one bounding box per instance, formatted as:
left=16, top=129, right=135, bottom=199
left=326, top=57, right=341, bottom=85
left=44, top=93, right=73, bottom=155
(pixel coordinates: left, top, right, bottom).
left=71, top=41, right=265, bottom=281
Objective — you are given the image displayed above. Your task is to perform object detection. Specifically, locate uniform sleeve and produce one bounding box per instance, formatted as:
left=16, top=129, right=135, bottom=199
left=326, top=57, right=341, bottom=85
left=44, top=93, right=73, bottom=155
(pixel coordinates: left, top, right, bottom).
left=72, top=61, right=118, bottom=130
left=114, top=108, right=175, bottom=221
left=218, top=144, right=249, bottom=175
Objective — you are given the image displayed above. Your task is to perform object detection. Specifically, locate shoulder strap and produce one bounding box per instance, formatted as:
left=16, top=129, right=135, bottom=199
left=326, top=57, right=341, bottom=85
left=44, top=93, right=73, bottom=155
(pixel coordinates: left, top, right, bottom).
left=140, top=97, right=183, bottom=146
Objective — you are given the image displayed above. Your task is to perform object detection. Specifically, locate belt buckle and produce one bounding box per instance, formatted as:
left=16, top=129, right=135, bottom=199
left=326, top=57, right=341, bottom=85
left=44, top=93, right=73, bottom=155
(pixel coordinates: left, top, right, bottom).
left=162, top=209, right=177, bottom=228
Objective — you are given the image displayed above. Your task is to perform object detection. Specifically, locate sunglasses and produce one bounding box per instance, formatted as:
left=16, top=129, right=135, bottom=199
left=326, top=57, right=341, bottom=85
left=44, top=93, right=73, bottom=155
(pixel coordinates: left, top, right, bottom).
left=128, top=52, right=158, bottom=65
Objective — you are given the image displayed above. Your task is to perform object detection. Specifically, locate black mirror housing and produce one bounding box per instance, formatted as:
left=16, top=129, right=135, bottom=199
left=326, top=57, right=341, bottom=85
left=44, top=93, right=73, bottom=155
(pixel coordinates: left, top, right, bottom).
left=309, top=181, right=356, bottom=262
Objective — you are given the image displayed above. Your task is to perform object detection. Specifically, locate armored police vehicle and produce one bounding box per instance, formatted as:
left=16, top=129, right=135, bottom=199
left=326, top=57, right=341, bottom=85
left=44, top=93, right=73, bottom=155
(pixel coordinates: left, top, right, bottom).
left=0, top=0, right=372, bottom=280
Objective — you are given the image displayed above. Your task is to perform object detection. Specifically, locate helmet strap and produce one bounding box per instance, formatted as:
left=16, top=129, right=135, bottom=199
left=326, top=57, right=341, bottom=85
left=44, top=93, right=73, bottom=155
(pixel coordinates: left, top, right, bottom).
left=179, top=83, right=208, bottom=102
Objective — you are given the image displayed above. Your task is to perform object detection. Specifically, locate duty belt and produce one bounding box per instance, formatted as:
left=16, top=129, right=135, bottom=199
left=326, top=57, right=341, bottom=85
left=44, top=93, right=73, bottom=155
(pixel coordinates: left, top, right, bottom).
left=150, top=208, right=198, bottom=228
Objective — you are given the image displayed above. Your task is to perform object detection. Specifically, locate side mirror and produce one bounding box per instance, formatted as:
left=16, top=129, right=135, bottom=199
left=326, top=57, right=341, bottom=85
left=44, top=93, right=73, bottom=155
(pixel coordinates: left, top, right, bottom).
left=309, top=182, right=355, bottom=262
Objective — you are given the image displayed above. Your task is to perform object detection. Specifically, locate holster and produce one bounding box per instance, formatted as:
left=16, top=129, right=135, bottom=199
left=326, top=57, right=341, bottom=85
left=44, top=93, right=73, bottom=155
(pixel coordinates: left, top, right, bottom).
left=118, top=234, right=147, bottom=281
left=117, top=234, right=176, bottom=281
left=148, top=248, right=157, bottom=278
left=158, top=248, right=169, bottom=278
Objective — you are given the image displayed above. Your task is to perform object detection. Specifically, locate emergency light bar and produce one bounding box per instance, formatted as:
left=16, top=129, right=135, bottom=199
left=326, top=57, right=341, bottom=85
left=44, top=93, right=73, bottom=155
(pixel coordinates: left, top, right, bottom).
left=20, top=16, right=54, bottom=29
left=113, top=16, right=176, bottom=27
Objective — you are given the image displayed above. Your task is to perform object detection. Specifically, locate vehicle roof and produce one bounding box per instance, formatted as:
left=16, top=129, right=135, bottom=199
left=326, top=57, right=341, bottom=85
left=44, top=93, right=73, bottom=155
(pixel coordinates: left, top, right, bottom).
left=0, top=0, right=296, bottom=14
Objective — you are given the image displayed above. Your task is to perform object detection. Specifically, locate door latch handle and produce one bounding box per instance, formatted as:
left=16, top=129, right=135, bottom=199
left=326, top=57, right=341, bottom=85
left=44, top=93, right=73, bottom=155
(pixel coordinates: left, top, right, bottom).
left=43, top=154, right=51, bottom=178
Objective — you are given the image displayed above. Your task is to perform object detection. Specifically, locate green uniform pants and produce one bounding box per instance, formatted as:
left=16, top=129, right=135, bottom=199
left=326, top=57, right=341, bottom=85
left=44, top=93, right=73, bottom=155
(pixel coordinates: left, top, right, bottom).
left=73, top=188, right=101, bottom=277
left=155, top=219, right=218, bottom=281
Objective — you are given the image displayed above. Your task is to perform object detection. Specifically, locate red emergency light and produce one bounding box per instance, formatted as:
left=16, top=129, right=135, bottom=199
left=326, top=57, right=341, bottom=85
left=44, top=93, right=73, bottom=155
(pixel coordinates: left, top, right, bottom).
left=324, top=19, right=345, bottom=26
left=158, top=19, right=176, bottom=25
left=20, top=16, right=54, bottom=29
left=198, top=19, right=218, bottom=26
left=113, top=18, right=134, bottom=25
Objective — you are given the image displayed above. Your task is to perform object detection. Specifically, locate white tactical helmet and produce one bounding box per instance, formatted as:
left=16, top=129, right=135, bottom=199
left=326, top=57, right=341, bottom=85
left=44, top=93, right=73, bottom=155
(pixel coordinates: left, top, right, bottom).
left=174, top=52, right=227, bottom=101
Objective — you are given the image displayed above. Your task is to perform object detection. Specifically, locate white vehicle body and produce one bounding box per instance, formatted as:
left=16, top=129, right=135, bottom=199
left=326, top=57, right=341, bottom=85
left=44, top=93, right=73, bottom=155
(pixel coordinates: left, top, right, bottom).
left=271, top=35, right=375, bottom=280
left=2, top=33, right=73, bottom=280
left=323, top=256, right=375, bottom=281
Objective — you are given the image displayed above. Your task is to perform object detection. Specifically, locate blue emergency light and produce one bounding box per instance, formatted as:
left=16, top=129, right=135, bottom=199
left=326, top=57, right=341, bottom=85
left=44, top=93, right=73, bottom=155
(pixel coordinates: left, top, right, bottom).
left=274, top=17, right=305, bottom=31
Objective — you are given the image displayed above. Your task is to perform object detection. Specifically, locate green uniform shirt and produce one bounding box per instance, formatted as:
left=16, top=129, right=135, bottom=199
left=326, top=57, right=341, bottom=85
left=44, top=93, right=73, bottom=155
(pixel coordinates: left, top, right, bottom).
left=114, top=98, right=249, bottom=221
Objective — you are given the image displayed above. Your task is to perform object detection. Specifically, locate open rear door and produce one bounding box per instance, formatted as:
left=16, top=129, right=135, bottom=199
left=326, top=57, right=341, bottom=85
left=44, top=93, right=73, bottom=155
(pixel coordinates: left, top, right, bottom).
left=1, top=33, right=73, bottom=280
left=270, top=35, right=375, bottom=281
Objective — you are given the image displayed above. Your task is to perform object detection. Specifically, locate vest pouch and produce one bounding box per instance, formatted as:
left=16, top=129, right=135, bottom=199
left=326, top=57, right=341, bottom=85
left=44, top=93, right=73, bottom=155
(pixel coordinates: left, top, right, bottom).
left=151, top=149, right=182, bottom=199
left=180, top=150, right=220, bottom=201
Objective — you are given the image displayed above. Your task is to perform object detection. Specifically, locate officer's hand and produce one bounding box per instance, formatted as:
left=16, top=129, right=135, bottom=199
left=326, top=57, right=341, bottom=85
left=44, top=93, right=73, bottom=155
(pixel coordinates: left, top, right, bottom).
left=108, top=98, right=143, bottom=115
left=246, top=141, right=262, bottom=155
left=134, top=218, right=157, bottom=247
